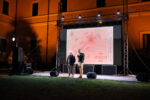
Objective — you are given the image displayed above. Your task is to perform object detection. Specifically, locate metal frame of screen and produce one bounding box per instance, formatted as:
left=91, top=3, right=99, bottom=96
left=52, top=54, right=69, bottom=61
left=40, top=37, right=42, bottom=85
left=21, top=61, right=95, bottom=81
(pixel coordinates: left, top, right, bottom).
left=58, top=22, right=122, bottom=67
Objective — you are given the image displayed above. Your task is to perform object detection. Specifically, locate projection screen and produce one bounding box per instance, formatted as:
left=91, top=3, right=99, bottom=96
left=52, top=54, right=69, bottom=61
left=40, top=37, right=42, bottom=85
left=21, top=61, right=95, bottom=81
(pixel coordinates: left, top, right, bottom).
left=67, top=26, right=114, bottom=64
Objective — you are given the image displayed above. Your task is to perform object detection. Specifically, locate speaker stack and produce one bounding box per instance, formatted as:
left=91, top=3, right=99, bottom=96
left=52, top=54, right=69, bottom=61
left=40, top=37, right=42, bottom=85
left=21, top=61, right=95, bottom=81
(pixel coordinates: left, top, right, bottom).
left=50, top=70, right=59, bottom=77
left=87, top=72, right=97, bottom=79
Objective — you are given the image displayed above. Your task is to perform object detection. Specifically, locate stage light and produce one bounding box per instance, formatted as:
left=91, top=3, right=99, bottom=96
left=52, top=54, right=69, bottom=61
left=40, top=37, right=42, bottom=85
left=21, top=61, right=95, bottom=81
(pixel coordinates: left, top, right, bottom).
left=97, top=12, right=101, bottom=17
left=78, top=15, right=82, bottom=19
left=116, top=10, right=120, bottom=15
left=61, top=16, right=65, bottom=21
left=12, top=36, right=16, bottom=42
left=99, top=20, right=103, bottom=24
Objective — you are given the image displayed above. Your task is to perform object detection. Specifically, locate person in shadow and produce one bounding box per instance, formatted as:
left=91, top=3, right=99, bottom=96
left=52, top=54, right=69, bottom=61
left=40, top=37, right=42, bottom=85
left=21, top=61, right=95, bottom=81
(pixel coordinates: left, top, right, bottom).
left=77, top=49, right=85, bottom=78
left=67, top=51, right=76, bottom=77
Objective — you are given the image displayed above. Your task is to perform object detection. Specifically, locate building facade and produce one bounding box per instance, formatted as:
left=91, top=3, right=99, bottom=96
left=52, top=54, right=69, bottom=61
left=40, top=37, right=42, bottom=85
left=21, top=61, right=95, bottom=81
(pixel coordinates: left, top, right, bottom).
left=0, top=0, right=150, bottom=72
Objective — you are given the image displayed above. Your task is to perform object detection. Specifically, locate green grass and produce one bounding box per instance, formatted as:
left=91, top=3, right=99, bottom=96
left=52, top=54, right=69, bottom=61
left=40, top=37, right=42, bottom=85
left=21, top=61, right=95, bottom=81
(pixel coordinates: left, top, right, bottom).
left=0, top=75, right=150, bottom=100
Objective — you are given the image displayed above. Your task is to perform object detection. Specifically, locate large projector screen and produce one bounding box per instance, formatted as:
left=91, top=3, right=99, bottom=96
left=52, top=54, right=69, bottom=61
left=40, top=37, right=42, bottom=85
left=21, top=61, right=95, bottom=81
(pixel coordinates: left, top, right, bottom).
left=67, top=26, right=114, bottom=64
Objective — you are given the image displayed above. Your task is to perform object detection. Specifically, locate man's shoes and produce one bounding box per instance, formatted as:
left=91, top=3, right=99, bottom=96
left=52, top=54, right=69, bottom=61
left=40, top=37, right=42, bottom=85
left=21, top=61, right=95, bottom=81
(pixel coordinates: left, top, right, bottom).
left=78, top=76, right=82, bottom=78
left=68, top=75, right=70, bottom=77
left=72, top=75, right=74, bottom=78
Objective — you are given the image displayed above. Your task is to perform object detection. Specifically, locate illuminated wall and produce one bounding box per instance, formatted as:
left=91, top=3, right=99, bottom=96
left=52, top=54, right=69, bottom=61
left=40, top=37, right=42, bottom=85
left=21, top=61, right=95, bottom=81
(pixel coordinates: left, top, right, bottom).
left=1, top=0, right=150, bottom=64
left=0, top=0, right=16, bottom=37
left=128, top=13, right=150, bottom=49
left=0, top=0, right=16, bottom=62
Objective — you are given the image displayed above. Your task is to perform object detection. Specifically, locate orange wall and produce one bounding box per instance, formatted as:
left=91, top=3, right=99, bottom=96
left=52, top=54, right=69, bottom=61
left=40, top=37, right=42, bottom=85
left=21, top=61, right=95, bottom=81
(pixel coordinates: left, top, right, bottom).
left=0, top=0, right=2, bottom=14
left=31, top=23, right=47, bottom=62
left=0, top=21, right=14, bottom=37
left=14, top=0, right=150, bottom=63
left=48, top=22, right=57, bottom=60
left=128, top=12, right=150, bottom=49
left=1, top=0, right=150, bottom=64
left=106, top=0, right=139, bottom=6
left=17, top=0, right=59, bottom=17
left=0, top=0, right=16, bottom=17
left=0, top=0, right=16, bottom=62
left=0, top=0, right=16, bottom=38
left=68, top=0, right=96, bottom=11
left=9, top=0, right=16, bottom=17
left=49, top=0, right=59, bottom=14
left=17, top=0, right=32, bottom=17
left=15, top=18, right=58, bottom=63
left=31, top=22, right=57, bottom=62
left=16, top=0, right=144, bottom=18
left=68, top=0, right=140, bottom=11
left=38, top=0, right=48, bottom=16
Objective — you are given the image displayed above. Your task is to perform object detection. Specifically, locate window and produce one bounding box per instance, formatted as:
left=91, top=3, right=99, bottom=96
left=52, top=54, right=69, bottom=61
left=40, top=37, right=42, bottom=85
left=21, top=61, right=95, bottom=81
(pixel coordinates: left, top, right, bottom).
left=97, top=0, right=105, bottom=8
left=32, top=3, right=38, bottom=16
left=0, top=39, right=7, bottom=52
left=142, top=0, right=150, bottom=2
left=60, top=0, right=67, bottom=12
left=143, top=34, right=150, bottom=49
left=3, top=0, right=9, bottom=15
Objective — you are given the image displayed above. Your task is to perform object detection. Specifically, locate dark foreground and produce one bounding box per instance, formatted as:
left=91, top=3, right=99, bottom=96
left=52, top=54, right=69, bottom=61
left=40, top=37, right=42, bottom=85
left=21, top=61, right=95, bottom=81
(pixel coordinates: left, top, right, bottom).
left=0, top=75, right=150, bottom=100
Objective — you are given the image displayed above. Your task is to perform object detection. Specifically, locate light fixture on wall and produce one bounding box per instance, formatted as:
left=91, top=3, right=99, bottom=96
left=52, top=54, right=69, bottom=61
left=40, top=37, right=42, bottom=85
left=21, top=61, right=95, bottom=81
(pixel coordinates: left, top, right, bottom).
left=116, top=10, right=120, bottom=15
left=99, top=20, right=103, bottom=24
left=97, top=12, right=101, bottom=18
left=78, top=15, right=82, bottom=19
left=12, top=36, right=16, bottom=42
left=61, top=16, right=65, bottom=21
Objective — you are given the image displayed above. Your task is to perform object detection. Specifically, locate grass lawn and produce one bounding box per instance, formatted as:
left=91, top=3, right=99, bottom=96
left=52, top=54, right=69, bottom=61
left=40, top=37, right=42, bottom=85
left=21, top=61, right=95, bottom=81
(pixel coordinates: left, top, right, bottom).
left=0, top=75, right=150, bottom=100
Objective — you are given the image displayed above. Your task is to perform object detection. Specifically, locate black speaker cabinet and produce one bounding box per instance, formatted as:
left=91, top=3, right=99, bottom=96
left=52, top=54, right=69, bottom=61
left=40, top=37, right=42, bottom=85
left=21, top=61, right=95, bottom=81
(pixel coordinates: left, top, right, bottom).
left=87, top=72, right=97, bottom=79
left=50, top=71, right=59, bottom=77
left=101, top=65, right=117, bottom=75
left=83, top=65, right=94, bottom=74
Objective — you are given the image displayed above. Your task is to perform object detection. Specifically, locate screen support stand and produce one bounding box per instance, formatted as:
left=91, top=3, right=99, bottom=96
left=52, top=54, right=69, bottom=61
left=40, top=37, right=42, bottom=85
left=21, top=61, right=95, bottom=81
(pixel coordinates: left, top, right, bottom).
left=56, top=2, right=63, bottom=71
left=123, top=0, right=129, bottom=76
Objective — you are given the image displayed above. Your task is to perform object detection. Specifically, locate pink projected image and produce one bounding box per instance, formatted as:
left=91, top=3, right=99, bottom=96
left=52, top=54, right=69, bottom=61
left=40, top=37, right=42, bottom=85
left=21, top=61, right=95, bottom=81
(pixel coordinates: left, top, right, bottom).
left=67, top=27, right=113, bottom=64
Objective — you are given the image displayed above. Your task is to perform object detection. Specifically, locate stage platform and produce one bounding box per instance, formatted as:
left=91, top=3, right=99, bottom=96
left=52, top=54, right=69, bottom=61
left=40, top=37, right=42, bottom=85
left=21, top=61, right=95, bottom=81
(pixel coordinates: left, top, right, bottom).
left=32, top=71, right=138, bottom=82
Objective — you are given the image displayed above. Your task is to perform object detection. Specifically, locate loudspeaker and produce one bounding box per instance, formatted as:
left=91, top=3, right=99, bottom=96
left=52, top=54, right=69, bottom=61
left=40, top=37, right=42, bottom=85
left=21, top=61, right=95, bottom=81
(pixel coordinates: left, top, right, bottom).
left=50, top=71, right=59, bottom=77
left=83, top=65, right=94, bottom=74
left=25, top=68, right=33, bottom=74
left=101, top=65, right=117, bottom=75
left=87, top=72, right=97, bottom=79
left=94, top=65, right=102, bottom=74
left=136, top=73, right=150, bottom=82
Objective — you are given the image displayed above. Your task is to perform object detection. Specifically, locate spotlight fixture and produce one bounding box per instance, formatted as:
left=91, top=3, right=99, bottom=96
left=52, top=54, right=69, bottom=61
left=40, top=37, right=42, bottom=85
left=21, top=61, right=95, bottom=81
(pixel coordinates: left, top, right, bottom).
left=97, top=12, right=101, bottom=17
left=78, top=15, right=82, bottom=19
left=99, top=20, right=103, bottom=24
left=116, top=10, right=120, bottom=15
left=61, top=16, right=65, bottom=21
left=12, top=36, right=16, bottom=42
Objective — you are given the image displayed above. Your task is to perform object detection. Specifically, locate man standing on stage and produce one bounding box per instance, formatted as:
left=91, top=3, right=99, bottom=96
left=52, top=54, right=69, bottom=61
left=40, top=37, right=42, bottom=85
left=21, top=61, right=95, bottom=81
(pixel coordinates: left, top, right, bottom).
left=77, top=49, right=85, bottom=78
left=67, top=51, right=76, bottom=77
